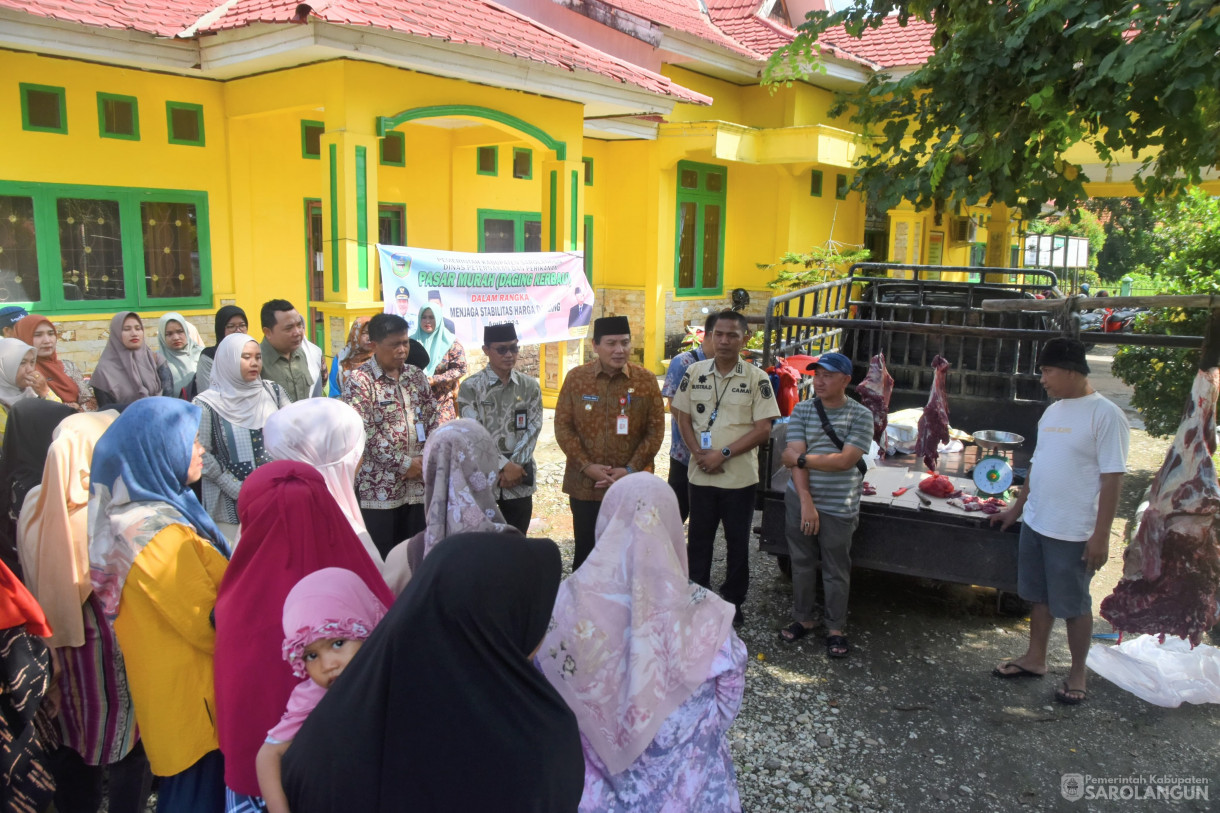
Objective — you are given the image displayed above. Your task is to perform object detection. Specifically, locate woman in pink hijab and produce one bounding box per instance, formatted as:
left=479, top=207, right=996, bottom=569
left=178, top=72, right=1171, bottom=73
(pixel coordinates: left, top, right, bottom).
left=537, top=473, right=746, bottom=812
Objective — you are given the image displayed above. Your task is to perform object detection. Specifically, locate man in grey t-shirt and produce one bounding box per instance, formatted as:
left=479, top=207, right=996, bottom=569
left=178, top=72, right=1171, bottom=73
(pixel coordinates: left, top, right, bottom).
left=779, top=352, right=873, bottom=658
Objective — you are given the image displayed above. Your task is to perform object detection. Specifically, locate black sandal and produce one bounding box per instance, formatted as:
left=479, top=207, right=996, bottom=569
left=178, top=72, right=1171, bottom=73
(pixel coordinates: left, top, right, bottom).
left=779, top=622, right=812, bottom=643
left=826, top=634, right=850, bottom=658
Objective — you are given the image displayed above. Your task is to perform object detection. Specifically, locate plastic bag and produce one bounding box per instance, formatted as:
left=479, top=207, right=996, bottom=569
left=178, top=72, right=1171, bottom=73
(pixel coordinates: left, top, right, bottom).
left=1087, top=634, right=1220, bottom=707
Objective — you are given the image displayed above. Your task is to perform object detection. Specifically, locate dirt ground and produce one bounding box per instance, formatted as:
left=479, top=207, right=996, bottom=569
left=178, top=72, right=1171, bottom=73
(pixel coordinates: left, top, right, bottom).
left=530, top=348, right=1219, bottom=812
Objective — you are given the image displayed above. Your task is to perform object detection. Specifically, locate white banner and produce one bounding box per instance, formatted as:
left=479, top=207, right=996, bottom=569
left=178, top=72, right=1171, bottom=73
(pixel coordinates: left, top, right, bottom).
left=376, top=245, right=592, bottom=346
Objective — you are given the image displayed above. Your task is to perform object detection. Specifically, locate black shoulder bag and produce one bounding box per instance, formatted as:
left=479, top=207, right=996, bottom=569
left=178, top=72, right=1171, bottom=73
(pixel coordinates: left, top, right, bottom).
left=812, top=398, right=869, bottom=477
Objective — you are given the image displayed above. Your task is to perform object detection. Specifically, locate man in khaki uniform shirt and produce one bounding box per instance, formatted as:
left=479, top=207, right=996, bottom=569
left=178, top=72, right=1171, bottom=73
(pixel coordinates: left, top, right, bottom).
left=457, top=323, right=542, bottom=534
left=672, top=310, right=779, bottom=627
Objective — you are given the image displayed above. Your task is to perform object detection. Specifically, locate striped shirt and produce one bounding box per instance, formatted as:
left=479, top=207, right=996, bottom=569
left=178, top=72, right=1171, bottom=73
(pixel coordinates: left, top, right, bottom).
left=784, top=397, right=873, bottom=517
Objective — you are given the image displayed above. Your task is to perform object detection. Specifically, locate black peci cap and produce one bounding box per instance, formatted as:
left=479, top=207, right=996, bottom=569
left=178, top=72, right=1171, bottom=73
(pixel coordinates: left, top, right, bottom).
left=592, top=315, right=630, bottom=340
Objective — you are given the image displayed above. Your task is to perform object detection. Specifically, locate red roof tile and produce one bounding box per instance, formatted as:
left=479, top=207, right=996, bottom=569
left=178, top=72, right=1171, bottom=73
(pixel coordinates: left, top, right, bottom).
left=594, top=0, right=758, bottom=58
left=0, top=0, right=711, bottom=104
left=816, top=16, right=934, bottom=68
left=594, top=0, right=875, bottom=68
left=0, top=0, right=214, bottom=37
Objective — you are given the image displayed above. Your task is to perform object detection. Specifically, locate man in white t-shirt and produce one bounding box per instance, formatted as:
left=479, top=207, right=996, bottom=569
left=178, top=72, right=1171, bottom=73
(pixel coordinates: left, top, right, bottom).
left=990, top=337, right=1129, bottom=705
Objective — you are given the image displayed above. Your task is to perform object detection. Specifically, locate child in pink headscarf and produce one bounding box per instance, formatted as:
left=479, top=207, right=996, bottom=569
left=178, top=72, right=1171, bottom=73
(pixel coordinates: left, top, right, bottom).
left=255, top=568, right=388, bottom=813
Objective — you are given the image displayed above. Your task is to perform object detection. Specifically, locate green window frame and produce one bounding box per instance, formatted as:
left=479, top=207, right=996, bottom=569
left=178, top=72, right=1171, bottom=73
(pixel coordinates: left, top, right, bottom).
left=512, top=147, right=533, bottom=180
left=0, top=179, right=212, bottom=313
left=673, top=160, right=727, bottom=297
left=378, top=203, right=407, bottom=246
left=477, top=209, right=542, bottom=253
left=835, top=173, right=849, bottom=200
left=20, top=84, right=67, bottom=134
left=301, top=120, right=324, bottom=159
left=583, top=215, right=593, bottom=284
left=810, top=169, right=823, bottom=197
left=583, top=157, right=594, bottom=186
left=166, top=101, right=205, bottom=147
left=379, top=131, right=406, bottom=167
left=476, top=146, right=498, bottom=176
left=97, top=93, right=139, bottom=141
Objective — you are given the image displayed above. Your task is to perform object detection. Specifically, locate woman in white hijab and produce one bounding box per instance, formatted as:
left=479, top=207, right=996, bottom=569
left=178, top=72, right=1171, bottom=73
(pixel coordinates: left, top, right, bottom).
left=0, top=337, right=40, bottom=442
left=192, top=333, right=290, bottom=542
left=156, top=312, right=204, bottom=399
left=262, top=398, right=383, bottom=568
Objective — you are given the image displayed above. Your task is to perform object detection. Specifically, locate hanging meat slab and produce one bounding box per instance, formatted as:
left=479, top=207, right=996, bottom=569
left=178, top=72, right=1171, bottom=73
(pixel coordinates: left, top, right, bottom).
left=856, top=352, right=895, bottom=445
left=914, top=355, right=952, bottom=472
left=1100, top=366, right=1220, bottom=645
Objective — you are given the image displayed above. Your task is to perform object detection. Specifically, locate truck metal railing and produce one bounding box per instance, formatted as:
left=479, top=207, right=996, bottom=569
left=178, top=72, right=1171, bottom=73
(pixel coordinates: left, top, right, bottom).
left=760, top=263, right=1061, bottom=406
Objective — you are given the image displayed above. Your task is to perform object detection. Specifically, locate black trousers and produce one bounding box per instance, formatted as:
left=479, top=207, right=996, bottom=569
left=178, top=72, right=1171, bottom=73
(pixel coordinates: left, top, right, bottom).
left=667, top=458, right=691, bottom=522
left=497, top=496, right=533, bottom=535
left=361, top=502, right=425, bottom=559
left=49, top=741, right=152, bottom=813
left=687, top=484, right=756, bottom=608
left=570, top=497, right=604, bottom=570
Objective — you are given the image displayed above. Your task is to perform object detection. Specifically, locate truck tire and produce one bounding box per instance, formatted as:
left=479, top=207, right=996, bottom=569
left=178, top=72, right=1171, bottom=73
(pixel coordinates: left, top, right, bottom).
left=997, top=590, right=1032, bottom=616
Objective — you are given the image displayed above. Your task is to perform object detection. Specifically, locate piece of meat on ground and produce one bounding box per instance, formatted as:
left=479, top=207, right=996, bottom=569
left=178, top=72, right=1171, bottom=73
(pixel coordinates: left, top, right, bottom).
left=856, top=352, right=894, bottom=445
left=914, top=355, right=951, bottom=472
left=1100, top=366, right=1220, bottom=646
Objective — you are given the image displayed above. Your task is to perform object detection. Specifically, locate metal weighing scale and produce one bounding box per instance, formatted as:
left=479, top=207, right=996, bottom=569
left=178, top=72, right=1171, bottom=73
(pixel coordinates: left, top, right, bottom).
left=970, top=430, right=1025, bottom=496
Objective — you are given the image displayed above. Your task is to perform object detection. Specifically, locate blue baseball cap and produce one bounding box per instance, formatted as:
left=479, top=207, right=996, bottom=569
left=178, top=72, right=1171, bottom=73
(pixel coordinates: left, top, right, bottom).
left=0, top=306, right=28, bottom=330
left=395, top=286, right=409, bottom=297
left=808, top=352, right=852, bottom=376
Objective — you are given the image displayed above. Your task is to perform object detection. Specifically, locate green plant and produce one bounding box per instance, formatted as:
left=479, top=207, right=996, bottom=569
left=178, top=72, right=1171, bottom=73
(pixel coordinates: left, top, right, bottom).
left=767, top=2, right=1220, bottom=218
left=1111, top=189, right=1220, bottom=437
left=679, top=324, right=704, bottom=353
left=761, top=244, right=871, bottom=291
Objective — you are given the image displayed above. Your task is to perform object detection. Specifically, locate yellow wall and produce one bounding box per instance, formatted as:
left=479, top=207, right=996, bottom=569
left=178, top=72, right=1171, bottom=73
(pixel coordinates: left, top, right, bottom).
left=1, top=50, right=231, bottom=323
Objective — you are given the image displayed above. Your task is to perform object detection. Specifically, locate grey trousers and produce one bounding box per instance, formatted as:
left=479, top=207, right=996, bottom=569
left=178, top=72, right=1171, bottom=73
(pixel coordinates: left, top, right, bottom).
left=784, top=487, right=859, bottom=631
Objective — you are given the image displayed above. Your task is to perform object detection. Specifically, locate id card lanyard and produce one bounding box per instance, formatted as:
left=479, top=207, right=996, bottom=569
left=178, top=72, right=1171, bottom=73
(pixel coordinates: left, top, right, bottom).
left=700, top=373, right=732, bottom=450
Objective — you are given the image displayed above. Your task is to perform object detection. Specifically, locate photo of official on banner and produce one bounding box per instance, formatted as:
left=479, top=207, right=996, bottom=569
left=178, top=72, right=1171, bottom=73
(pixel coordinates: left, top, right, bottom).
left=377, top=245, right=592, bottom=346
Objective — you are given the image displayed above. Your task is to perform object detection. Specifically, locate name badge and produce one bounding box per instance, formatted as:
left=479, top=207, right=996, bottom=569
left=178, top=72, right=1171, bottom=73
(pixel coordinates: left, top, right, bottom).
left=515, top=408, right=527, bottom=431
left=582, top=394, right=599, bottom=402
left=700, top=431, right=713, bottom=450
left=377, top=399, right=395, bottom=407
left=415, top=422, right=427, bottom=442
left=616, top=415, right=629, bottom=435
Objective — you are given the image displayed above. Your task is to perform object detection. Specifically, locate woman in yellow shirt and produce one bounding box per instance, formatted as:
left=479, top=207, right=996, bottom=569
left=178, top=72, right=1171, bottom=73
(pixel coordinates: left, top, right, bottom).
left=88, top=398, right=232, bottom=812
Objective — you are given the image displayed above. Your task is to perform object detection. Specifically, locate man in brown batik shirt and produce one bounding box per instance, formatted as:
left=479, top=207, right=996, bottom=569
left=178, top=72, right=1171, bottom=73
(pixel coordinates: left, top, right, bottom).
left=554, top=315, right=664, bottom=569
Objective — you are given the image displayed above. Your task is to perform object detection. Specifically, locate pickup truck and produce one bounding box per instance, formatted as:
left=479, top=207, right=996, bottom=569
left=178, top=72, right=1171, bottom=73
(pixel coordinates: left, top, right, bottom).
left=755, top=263, right=1061, bottom=611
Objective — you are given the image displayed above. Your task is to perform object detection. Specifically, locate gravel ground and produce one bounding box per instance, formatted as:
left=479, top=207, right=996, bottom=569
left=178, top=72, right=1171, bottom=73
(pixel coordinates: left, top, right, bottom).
left=530, top=347, right=1218, bottom=812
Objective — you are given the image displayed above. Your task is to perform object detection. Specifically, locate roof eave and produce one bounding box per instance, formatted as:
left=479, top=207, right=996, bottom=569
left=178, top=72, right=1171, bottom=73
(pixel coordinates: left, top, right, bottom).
left=199, top=20, right=705, bottom=116
left=0, top=7, right=199, bottom=73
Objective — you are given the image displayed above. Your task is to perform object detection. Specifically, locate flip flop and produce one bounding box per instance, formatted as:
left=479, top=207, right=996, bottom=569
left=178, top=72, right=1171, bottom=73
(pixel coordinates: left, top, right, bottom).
left=779, top=622, right=812, bottom=643
left=992, top=662, right=1046, bottom=679
left=1055, top=682, right=1087, bottom=705
left=826, top=634, right=849, bottom=658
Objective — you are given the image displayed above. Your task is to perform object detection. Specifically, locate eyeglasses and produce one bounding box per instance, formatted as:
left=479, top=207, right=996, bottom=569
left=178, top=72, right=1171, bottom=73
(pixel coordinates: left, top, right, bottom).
left=489, top=344, right=520, bottom=356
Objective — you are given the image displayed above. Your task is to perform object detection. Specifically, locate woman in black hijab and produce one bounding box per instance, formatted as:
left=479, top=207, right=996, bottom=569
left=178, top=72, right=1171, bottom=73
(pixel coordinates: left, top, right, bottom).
left=193, top=305, right=248, bottom=393
left=0, top=398, right=77, bottom=579
left=282, top=532, right=583, bottom=813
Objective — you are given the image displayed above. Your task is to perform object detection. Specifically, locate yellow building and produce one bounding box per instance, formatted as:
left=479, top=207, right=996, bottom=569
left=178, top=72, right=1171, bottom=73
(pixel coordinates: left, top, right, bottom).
left=0, top=0, right=1032, bottom=393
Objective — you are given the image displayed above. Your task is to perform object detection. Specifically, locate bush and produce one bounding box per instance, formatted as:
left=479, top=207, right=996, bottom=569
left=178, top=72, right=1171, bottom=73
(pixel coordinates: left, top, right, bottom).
left=1111, top=189, right=1220, bottom=437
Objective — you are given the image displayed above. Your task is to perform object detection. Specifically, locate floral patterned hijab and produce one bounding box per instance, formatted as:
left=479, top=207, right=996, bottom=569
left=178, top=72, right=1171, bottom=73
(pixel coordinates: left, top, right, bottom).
left=537, top=473, right=736, bottom=774
left=382, top=419, right=517, bottom=593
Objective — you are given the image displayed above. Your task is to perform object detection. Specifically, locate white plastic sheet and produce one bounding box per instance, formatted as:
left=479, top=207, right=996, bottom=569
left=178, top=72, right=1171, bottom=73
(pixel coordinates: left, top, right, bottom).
left=1087, top=634, right=1220, bottom=708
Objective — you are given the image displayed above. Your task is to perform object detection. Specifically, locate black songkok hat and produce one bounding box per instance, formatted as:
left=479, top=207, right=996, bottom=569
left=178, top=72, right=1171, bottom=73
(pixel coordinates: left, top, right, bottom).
left=592, top=315, right=630, bottom=340
left=1037, top=337, right=1090, bottom=376
left=483, top=323, right=517, bottom=344
left=406, top=339, right=431, bottom=371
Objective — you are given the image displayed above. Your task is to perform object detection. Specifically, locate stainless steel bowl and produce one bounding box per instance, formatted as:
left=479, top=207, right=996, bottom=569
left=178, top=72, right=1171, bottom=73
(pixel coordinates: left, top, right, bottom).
left=972, top=429, right=1025, bottom=450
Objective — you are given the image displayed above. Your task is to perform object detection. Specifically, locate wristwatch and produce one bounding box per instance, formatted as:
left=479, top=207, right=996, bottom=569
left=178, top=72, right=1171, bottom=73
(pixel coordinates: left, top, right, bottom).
left=796, top=454, right=807, bottom=469
left=721, top=447, right=733, bottom=459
